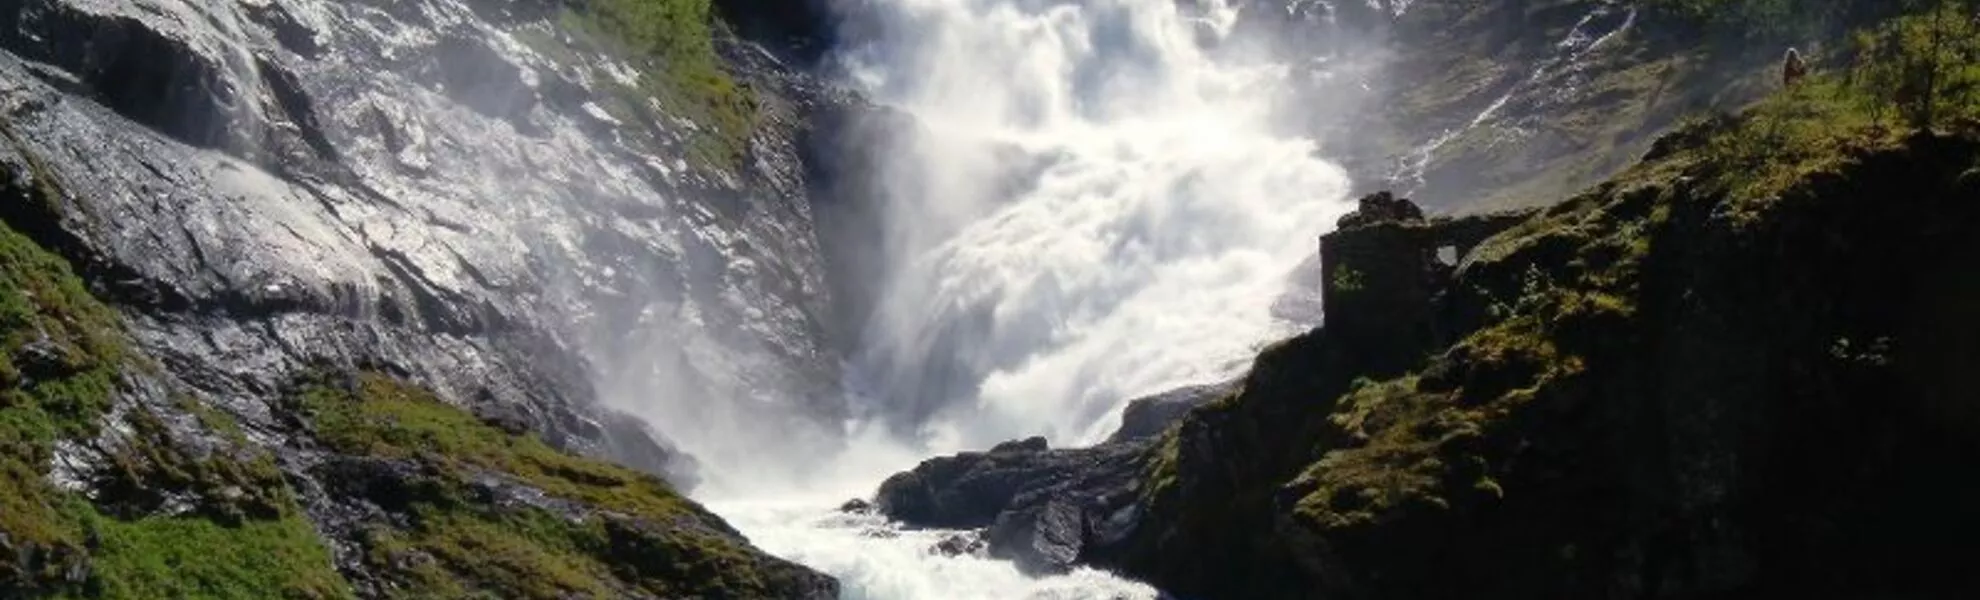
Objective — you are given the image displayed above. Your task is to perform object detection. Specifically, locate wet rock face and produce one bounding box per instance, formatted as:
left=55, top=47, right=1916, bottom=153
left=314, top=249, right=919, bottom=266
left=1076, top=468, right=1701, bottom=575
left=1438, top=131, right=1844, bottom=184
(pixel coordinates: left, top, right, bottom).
left=872, top=435, right=1154, bottom=575
left=1106, top=380, right=1236, bottom=443
left=0, top=0, right=852, bottom=480
left=0, top=0, right=853, bottom=594
left=867, top=380, right=1250, bottom=576
left=986, top=497, right=1085, bottom=575
left=931, top=531, right=988, bottom=557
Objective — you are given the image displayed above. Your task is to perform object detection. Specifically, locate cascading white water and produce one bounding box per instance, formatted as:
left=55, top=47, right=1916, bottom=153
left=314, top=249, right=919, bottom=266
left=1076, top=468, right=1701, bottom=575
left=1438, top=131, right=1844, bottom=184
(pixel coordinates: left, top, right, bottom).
left=843, top=0, right=1354, bottom=449
left=697, top=0, right=1356, bottom=597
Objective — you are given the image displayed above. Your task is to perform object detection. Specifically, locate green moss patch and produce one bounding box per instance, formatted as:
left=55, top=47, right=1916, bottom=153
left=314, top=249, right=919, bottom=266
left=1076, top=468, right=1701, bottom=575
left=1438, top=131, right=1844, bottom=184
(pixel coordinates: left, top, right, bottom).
left=555, top=0, right=758, bottom=169
left=0, top=211, right=125, bottom=593
left=295, top=372, right=807, bottom=599
left=0, top=212, right=125, bottom=438
left=0, top=167, right=351, bottom=598
left=300, top=373, right=705, bottom=526
left=78, top=509, right=351, bottom=600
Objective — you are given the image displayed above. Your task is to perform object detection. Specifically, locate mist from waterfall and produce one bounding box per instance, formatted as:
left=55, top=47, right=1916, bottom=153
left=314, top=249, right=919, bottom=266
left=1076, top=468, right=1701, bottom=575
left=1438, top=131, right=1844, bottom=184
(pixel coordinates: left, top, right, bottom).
left=693, top=0, right=1357, bottom=597
left=837, top=0, right=1355, bottom=451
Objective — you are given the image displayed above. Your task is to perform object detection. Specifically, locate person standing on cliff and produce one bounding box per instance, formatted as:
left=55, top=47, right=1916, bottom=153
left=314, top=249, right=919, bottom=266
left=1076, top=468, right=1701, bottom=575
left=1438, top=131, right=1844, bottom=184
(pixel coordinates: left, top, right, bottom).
left=1783, top=47, right=1808, bottom=88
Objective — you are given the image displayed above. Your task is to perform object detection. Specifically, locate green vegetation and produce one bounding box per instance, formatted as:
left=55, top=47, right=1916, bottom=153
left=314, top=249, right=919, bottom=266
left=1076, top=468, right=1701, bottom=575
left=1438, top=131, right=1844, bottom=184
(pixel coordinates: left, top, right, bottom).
left=1293, top=375, right=1456, bottom=531
left=298, top=373, right=707, bottom=529
left=2, top=134, right=817, bottom=598
left=1849, top=2, right=1980, bottom=129
left=294, top=372, right=798, bottom=599
left=78, top=511, right=351, bottom=600
left=1139, top=422, right=1184, bottom=502
left=0, top=159, right=352, bottom=598
left=0, top=209, right=128, bottom=593
left=1290, top=189, right=1637, bottom=534
left=558, top=0, right=757, bottom=168
left=1648, top=4, right=1980, bottom=203
left=1645, top=0, right=1832, bottom=38
left=1644, top=0, right=1976, bottom=46
left=1329, top=266, right=1367, bottom=293
left=1124, top=2, right=1980, bottom=589
left=0, top=212, right=125, bottom=439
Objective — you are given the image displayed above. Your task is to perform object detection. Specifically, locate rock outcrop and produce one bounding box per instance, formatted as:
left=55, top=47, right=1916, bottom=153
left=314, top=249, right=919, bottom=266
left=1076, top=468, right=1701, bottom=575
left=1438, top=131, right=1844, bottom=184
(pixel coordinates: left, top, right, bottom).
left=872, top=433, right=1155, bottom=576
left=0, top=0, right=851, bottom=595
left=867, top=193, right=1531, bottom=579
left=1245, top=0, right=1903, bottom=213
left=874, top=111, right=1980, bottom=598
left=1113, top=122, right=1980, bottom=598
left=1106, top=381, right=1237, bottom=443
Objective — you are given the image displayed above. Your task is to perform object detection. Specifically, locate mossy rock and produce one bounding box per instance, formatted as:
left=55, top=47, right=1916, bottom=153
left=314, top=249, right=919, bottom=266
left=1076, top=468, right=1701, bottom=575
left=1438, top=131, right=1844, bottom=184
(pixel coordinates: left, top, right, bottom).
left=294, top=372, right=833, bottom=599
left=0, top=202, right=352, bottom=598
left=554, top=0, right=759, bottom=169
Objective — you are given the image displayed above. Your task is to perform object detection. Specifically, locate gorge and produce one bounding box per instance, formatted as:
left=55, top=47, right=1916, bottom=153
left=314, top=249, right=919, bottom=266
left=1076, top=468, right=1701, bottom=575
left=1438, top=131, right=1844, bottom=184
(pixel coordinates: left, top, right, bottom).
left=3, top=0, right=1978, bottom=598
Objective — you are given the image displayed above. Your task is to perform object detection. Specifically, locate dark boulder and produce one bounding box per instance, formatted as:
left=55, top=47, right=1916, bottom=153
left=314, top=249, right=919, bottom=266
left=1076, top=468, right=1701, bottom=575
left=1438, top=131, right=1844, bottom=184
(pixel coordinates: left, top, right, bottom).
left=986, top=498, right=1085, bottom=575
left=873, top=438, right=1154, bottom=572
left=931, top=532, right=988, bottom=558
left=991, top=435, right=1049, bottom=454
left=873, top=436, right=1078, bottom=528
left=1106, top=381, right=1237, bottom=443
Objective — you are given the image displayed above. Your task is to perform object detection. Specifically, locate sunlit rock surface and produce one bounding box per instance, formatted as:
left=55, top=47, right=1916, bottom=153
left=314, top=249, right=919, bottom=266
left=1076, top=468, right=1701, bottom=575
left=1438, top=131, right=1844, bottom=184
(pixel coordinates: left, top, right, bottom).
left=1, top=0, right=854, bottom=593
left=0, top=0, right=851, bottom=483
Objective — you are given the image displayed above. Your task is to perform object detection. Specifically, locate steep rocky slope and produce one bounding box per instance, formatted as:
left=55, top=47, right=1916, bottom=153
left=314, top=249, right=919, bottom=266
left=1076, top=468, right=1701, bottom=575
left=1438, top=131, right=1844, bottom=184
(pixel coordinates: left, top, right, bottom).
left=1258, top=0, right=1905, bottom=213
left=872, top=18, right=1980, bottom=595
left=0, top=0, right=856, bottom=595
left=1111, top=123, right=1980, bottom=598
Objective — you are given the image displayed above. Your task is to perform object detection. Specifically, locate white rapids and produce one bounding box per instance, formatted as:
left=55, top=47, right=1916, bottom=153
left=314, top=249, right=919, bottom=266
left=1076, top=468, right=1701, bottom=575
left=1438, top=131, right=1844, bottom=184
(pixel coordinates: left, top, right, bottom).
left=692, top=0, right=1357, bottom=597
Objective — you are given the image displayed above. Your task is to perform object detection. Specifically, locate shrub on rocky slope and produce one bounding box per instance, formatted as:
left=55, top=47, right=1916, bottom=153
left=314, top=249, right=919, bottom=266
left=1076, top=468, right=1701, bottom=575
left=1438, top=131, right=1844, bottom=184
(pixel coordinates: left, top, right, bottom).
left=870, top=15, right=1980, bottom=595
left=1115, top=81, right=1980, bottom=599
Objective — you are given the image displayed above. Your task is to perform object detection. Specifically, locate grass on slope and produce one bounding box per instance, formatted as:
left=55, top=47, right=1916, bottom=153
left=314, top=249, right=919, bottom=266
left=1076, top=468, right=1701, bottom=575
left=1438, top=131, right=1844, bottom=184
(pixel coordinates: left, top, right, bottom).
left=1287, top=0, right=1980, bottom=554
left=0, top=209, right=352, bottom=599
left=557, top=0, right=758, bottom=169
left=296, top=372, right=786, bottom=599
left=1647, top=4, right=1980, bottom=206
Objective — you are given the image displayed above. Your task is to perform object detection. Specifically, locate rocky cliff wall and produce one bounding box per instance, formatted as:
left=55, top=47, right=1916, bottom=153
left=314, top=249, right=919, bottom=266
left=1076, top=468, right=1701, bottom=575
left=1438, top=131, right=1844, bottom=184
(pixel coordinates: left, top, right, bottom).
left=0, top=0, right=864, bottom=594
left=871, top=112, right=1980, bottom=599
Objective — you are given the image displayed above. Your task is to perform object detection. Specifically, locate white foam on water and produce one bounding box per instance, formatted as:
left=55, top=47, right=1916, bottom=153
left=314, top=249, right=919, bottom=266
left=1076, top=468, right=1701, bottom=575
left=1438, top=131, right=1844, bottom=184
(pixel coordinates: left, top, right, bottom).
left=694, top=0, right=1357, bottom=596
left=842, top=0, right=1354, bottom=449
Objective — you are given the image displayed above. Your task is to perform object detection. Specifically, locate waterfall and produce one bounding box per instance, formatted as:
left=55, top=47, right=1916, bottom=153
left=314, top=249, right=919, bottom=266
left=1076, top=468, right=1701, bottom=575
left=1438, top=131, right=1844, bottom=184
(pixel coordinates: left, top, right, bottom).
left=839, top=0, right=1353, bottom=449
left=703, top=0, right=1356, bottom=596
